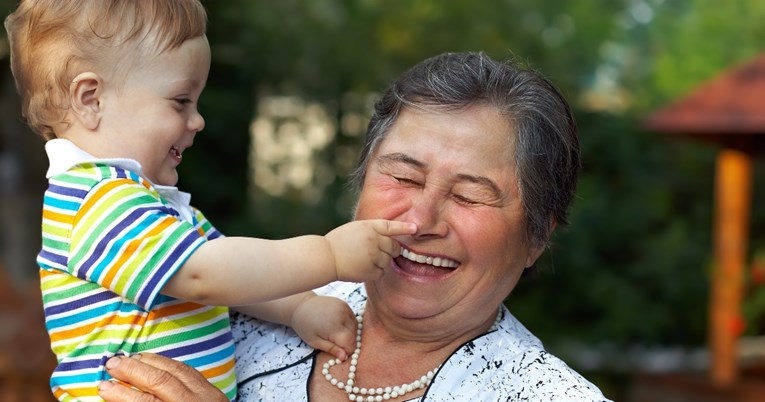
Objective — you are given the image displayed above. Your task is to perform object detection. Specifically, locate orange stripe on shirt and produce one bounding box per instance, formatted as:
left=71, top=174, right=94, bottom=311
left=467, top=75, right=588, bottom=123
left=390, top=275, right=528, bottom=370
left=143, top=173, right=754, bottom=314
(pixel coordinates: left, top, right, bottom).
left=49, top=313, right=143, bottom=343
left=40, top=268, right=61, bottom=279
left=101, top=217, right=176, bottom=290
left=200, top=356, right=235, bottom=379
left=53, top=384, right=99, bottom=399
left=43, top=208, right=74, bottom=224
left=147, top=300, right=206, bottom=320
left=73, top=179, right=132, bottom=227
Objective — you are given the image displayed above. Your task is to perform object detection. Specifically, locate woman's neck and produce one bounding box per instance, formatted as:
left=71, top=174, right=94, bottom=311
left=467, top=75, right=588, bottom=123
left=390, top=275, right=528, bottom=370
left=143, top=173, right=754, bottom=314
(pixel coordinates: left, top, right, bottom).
left=361, top=299, right=500, bottom=349
left=311, top=302, right=501, bottom=402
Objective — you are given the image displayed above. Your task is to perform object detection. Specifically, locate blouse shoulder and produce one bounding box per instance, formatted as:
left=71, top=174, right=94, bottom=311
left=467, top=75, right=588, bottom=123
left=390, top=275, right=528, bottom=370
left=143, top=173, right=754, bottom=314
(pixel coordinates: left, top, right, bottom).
left=428, top=309, right=612, bottom=401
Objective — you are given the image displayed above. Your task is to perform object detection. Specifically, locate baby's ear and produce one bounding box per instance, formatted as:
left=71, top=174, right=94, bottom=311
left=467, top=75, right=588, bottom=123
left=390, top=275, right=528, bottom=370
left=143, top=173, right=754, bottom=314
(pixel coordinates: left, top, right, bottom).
left=69, top=72, right=102, bottom=130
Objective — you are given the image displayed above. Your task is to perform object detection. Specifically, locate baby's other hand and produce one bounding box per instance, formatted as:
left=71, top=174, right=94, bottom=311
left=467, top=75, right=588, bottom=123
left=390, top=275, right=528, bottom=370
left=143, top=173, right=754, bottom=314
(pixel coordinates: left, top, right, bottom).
left=291, top=295, right=357, bottom=360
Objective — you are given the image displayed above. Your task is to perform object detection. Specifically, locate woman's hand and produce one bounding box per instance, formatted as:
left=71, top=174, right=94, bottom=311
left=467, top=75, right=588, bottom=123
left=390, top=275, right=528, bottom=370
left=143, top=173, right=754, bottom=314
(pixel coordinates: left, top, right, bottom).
left=98, top=353, right=228, bottom=402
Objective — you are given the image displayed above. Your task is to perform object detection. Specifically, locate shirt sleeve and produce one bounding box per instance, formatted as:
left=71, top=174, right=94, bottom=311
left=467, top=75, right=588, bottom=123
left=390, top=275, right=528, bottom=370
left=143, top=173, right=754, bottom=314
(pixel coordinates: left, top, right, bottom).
left=192, top=206, right=224, bottom=240
left=68, top=177, right=207, bottom=310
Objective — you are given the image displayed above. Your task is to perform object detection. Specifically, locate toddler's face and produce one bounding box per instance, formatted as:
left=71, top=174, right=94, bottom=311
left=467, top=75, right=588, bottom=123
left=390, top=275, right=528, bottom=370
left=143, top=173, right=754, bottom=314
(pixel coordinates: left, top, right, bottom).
left=97, top=35, right=211, bottom=186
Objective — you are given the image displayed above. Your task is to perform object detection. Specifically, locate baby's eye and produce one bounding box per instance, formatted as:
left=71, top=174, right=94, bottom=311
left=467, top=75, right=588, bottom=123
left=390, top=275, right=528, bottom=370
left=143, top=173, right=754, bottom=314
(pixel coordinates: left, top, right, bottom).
left=174, top=97, right=193, bottom=106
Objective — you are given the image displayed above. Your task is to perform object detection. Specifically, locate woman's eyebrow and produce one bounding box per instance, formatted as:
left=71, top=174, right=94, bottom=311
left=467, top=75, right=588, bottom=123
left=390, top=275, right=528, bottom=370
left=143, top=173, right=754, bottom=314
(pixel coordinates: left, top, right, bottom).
left=377, top=152, right=426, bottom=169
left=455, top=173, right=504, bottom=199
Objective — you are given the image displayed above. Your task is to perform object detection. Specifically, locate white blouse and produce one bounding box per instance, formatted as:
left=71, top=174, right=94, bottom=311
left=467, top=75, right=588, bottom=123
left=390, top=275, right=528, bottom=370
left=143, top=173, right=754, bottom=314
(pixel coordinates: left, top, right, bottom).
left=231, top=282, right=612, bottom=402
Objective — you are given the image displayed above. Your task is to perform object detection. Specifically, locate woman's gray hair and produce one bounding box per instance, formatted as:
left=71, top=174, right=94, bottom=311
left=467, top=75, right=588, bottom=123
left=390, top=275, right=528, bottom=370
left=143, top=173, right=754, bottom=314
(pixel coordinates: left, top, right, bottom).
left=349, top=51, right=579, bottom=248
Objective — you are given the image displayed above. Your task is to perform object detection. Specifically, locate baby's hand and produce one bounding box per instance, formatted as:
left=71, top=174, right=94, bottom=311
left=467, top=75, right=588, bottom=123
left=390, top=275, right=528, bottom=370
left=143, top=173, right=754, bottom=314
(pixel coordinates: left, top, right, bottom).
left=291, top=295, right=357, bottom=360
left=325, top=219, right=417, bottom=282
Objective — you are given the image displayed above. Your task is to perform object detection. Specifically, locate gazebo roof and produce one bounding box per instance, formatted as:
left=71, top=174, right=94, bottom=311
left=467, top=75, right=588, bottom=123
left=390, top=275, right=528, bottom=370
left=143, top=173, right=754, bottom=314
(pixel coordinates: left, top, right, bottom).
left=644, top=53, right=765, bottom=153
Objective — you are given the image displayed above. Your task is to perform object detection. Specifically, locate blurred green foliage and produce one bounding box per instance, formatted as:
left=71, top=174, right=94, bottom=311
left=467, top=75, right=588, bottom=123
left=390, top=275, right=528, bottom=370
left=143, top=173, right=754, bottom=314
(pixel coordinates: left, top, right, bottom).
left=512, top=113, right=716, bottom=346
left=3, top=0, right=765, bottom=357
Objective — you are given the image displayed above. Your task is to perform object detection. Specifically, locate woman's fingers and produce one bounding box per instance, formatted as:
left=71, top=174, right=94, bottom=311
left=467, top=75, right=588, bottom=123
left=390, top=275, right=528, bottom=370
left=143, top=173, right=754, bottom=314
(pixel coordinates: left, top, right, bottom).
left=98, top=378, right=162, bottom=402
left=98, top=354, right=228, bottom=402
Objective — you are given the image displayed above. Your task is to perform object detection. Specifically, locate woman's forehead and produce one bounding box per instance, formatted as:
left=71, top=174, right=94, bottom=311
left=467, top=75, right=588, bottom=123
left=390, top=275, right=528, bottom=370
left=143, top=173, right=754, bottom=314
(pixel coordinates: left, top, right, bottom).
left=372, top=106, right=518, bottom=193
left=377, top=106, right=515, bottom=165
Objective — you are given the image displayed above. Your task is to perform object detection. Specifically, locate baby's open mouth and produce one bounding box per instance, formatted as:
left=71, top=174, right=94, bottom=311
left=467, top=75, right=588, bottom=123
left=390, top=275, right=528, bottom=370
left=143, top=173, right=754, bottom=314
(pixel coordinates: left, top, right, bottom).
left=170, top=146, right=183, bottom=159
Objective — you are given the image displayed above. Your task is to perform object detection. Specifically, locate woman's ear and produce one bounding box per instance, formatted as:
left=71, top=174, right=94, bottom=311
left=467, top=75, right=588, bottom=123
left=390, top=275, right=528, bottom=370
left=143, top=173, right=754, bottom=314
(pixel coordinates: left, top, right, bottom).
left=69, top=72, right=102, bottom=130
left=524, top=219, right=557, bottom=268
left=525, top=244, right=547, bottom=269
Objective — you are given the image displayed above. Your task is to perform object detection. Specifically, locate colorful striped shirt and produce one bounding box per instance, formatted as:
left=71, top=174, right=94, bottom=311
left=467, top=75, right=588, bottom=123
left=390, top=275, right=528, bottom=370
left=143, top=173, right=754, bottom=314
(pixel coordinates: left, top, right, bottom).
left=39, top=139, right=236, bottom=401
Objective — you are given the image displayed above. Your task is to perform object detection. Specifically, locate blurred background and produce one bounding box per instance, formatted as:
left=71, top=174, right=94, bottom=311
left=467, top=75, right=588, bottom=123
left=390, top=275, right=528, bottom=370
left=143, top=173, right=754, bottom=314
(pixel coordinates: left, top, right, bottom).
left=2, top=0, right=765, bottom=400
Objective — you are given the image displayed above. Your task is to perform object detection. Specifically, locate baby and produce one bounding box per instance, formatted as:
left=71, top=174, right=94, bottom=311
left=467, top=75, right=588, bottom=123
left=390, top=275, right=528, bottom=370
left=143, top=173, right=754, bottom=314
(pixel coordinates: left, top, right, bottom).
left=4, top=1, right=415, bottom=401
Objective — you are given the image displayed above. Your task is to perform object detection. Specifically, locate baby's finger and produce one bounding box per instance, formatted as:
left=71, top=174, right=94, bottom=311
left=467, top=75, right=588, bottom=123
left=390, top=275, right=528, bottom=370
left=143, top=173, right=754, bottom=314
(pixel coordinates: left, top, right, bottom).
left=373, top=220, right=417, bottom=237
left=377, top=235, right=402, bottom=258
left=329, top=344, right=349, bottom=361
left=374, top=252, right=393, bottom=270
left=330, top=324, right=357, bottom=356
left=314, top=338, right=349, bottom=361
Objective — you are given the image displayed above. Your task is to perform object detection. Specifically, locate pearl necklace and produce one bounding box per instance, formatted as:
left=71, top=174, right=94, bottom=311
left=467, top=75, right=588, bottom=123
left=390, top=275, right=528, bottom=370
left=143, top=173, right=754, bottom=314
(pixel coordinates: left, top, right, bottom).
left=321, top=307, right=503, bottom=402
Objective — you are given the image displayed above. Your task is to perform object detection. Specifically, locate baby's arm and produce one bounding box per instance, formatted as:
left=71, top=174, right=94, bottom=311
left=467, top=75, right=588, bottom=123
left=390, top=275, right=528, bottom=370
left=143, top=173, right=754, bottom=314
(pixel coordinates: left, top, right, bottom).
left=161, top=219, right=416, bottom=306
left=233, top=292, right=356, bottom=360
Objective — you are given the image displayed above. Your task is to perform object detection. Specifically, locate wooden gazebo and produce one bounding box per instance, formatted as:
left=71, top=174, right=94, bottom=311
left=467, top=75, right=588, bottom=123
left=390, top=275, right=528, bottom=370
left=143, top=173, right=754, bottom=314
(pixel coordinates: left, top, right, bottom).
left=644, top=53, right=765, bottom=389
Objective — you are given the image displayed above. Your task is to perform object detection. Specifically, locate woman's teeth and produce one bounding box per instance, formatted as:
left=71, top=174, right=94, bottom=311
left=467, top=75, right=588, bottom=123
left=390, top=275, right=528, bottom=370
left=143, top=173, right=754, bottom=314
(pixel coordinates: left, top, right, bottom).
left=401, top=248, right=459, bottom=268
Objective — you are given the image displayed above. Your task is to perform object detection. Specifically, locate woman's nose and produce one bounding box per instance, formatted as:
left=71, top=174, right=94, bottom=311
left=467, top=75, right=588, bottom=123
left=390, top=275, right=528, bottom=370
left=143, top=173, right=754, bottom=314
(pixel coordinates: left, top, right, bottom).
left=404, top=190, right=449, bottom=239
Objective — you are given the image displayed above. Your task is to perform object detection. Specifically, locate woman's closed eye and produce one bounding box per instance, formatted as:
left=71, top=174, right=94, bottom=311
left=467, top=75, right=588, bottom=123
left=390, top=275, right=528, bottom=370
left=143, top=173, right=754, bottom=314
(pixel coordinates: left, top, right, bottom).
left=451, top=193, right=481, bottom=206
left=394, top=176, right=422, bottom=187
left=451, top=183, right=506, bottom=207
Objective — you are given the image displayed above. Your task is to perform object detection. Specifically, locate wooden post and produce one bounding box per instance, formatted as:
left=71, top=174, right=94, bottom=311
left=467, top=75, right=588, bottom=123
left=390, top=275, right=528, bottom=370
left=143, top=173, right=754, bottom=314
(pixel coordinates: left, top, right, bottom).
left=709, top=147, right=752, bottom=387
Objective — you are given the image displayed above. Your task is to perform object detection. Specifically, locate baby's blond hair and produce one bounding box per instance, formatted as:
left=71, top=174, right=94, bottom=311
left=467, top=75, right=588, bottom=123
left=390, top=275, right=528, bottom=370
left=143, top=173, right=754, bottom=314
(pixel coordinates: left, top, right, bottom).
left=4, top=0, right=207, bottom=140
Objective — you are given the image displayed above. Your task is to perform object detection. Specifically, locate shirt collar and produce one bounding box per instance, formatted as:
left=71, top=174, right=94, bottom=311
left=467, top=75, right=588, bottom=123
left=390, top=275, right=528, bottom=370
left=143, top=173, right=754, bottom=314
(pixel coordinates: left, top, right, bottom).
left=44, top=138, right=195, bottom=222
left=45, top=138, right=142, bottom=179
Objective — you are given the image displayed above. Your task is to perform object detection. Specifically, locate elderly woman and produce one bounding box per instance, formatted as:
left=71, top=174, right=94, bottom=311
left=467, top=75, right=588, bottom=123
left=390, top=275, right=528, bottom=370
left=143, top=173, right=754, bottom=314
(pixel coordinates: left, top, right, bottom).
left=98, top=52, right=611, bottom=402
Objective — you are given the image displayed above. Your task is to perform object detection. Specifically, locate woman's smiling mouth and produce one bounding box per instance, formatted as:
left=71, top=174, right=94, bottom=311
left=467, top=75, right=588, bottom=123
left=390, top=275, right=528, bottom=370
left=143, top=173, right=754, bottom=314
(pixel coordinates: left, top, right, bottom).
left=400, top=247, right=459, bottom=268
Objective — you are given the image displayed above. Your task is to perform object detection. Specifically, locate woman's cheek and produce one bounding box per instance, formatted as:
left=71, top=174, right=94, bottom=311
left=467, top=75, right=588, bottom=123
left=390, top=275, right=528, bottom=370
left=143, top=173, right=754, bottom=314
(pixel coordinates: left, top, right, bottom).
left=358, top=183, right=413, bottom=219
